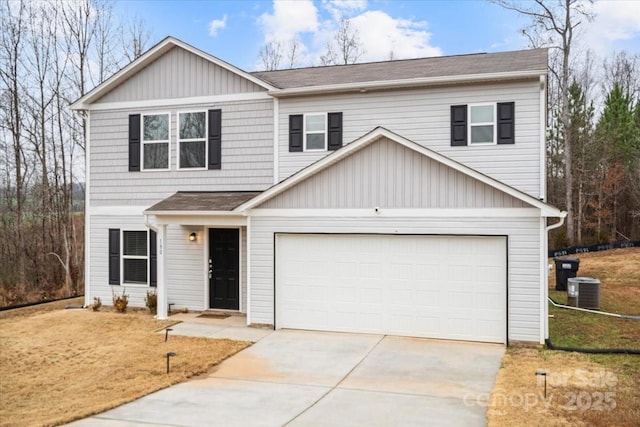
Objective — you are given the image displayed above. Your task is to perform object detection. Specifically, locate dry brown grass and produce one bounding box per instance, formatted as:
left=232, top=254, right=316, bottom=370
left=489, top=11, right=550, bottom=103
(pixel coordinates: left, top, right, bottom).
left=488, top=348, right=639, bottom=427
left=0, top=304, right=250, bottom=427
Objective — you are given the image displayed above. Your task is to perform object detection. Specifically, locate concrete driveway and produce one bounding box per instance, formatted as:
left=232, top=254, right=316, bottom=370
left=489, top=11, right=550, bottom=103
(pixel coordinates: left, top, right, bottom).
left=70, top=330, right=504, bottom=427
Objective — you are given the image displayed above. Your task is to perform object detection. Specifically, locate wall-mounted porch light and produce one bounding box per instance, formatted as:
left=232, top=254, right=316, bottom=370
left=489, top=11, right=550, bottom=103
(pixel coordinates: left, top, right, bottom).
left=189, top=232, right=197, bottom=242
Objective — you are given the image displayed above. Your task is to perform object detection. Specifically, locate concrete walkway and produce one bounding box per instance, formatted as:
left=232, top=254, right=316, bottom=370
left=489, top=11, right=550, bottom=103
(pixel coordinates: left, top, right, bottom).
left=70, top=317, right=504, bottom=427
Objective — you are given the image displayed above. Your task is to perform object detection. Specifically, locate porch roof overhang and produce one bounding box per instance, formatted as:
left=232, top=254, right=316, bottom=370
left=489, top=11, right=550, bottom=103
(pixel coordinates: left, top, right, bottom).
left=144, top=191, right=259, bottom=225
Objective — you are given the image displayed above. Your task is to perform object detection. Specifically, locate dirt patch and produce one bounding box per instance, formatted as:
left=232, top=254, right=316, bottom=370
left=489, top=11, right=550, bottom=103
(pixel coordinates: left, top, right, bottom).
left=0, top=307, right=250, bottom=427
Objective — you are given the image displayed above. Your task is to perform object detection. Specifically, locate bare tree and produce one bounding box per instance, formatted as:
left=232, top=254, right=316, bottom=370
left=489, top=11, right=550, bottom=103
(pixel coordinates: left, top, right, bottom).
left=122, top=15, right=151, bottom=62
left=0, top=0, right=28, bottom=288
left=493, top=0, right=594, bottom=245
left=286, top=38, right=301, bottom=69
left=259, top=40, right=283, bottom=71
left=321, top=18, right=365, bottom=65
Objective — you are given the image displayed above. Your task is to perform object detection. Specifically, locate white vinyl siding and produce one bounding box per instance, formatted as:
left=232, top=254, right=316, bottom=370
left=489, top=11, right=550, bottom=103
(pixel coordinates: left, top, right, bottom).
left=95, top=46, right=266, bottom=104
left=249, top=216, right=542, bottom=343
left=89, top=99, right=273, bottom=206
left=278, top=80, right=542, bottom=198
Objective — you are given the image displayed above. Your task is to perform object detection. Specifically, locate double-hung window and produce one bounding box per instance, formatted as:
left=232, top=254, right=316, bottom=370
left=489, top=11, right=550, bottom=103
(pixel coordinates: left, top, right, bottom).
left=468, top=104, right=496, bottom=145
left=304, top=113, right=327, bottom=151
left=142, top=113, right=170, bottom=170
left=122, top=231, right=148, bottom=285
left=178, top=111, right=207, bottom=169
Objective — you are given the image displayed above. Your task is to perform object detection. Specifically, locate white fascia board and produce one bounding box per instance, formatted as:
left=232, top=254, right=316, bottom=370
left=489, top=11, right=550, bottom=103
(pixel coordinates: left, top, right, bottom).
left=71, top=36, right=276, bottom=110
left=85, top=92, right=272, bottom=111
left=143, top=210, right=244, bottom=216
left=151, top=215, right=247, bottom=226
left=236, top=126, right=564, bottom=217
left=248, top=208, right=543, bottom=218
left=268, top=70, right=546, bottom=98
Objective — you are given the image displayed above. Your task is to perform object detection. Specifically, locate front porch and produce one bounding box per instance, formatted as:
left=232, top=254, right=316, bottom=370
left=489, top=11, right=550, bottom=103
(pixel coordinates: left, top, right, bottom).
left=144, top=191, right=259, bottom=320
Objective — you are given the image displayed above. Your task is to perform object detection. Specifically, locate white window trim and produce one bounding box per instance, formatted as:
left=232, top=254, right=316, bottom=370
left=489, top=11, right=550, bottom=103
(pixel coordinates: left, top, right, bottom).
left=468, top=103, right=497, bottom=145
left=177, top=110, right=208, bottom=171
left=141, top=112, right=171, bottom=171
left=121, top=229, right=150, bottom=287
left=303, top=112, right=328, bottom=152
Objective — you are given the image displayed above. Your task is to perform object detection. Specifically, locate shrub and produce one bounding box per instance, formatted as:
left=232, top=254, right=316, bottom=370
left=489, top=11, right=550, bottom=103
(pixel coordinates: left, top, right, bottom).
left=112, top=288, right=129, bottom=313
left=91, top=297, right=102, bottom=312
left=145, top=290, right=157, bottom=315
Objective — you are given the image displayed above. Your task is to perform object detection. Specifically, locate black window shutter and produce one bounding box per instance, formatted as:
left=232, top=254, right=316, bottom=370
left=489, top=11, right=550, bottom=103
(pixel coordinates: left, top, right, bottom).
left=149, top=230, right=157, bottom=287
left=289, top=114, right=303, bottom=152
left=497, top=102, right=515, bottom=144
left=450, top=105, right=467, bottom=146
left=108, top=229, right=120, bottom=285
left=129, top=114, right=141, bottom=171
left=327, top=112, right=343, bottom=151
left=208, top=109, right=222, bottom=169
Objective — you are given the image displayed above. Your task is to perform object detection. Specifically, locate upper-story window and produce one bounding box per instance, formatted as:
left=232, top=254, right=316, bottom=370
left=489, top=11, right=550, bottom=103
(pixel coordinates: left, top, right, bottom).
left=289, top=112, right=343, bottom=152
left=450, top=102, right=514, bottom=146
left=469, top=104, right=496, bottom=145
left=178, top=111, right=207, bottom=169
left=142, top=113, right=170, bottom=170
left=304, top=113, right=327, bottom=151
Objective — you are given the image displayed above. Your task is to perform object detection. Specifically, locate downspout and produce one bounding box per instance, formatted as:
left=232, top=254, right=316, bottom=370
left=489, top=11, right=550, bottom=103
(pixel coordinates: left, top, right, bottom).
left=544, top=213, right=567, bottom=342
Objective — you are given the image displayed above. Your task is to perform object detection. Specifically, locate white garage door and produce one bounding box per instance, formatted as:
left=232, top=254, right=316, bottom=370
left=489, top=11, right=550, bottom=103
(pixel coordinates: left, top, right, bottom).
left=275, top=234, right=507, bottom=343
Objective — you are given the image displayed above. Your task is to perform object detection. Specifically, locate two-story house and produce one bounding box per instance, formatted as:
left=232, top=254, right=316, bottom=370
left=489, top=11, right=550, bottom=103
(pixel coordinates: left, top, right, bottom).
left=71, top=36, right=565, bottom=346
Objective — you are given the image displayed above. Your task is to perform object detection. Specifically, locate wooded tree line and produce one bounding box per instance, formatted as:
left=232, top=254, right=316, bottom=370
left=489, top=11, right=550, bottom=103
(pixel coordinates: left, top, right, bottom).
left=0, top=0, right=149, bottom=306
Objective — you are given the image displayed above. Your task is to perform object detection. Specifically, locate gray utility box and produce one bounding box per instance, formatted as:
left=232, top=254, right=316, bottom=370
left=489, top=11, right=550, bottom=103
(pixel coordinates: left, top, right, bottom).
left=555, top=258, right=580, bottom=291
left=567, top=277, right=601, bottom=310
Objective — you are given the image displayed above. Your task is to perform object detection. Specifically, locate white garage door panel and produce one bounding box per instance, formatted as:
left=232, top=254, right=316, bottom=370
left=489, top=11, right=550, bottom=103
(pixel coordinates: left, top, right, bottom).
left=276, top=234, right=507, bottom=343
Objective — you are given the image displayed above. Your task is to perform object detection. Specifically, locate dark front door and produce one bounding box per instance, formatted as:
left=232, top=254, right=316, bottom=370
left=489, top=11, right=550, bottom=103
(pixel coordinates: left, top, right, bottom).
left=209, top=228, right=239, bottom=310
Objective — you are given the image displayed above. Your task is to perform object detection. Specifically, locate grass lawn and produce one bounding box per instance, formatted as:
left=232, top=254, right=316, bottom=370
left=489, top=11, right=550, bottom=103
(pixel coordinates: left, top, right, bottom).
left=488, top=248, right=640, bottom=427
left=0, top=300, right=250, bottom=427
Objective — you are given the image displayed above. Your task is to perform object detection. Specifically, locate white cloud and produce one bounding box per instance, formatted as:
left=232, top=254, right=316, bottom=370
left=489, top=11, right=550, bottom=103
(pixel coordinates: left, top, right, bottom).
left=350, top=11, right=441, bottom=61
left=209, top=15, right=227, bottom=37
left=580, top=0, right=640, bottom=55
left=259, top=0, right=319, bottom=42
left=322, top=0, right=367, bottom=20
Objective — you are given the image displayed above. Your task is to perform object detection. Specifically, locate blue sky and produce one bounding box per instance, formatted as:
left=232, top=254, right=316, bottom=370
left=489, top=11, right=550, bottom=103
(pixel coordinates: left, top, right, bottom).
left=114, top=0, right=640, bottom=71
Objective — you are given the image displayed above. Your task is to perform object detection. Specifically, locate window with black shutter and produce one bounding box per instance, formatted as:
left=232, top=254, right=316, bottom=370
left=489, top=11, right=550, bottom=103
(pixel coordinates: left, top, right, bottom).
left=208, top=109, right=222, bottom=169
left=289, top=114, right=303, bottom=152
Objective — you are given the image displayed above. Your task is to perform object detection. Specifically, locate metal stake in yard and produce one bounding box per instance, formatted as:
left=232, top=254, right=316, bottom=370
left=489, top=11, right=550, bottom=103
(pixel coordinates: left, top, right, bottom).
left=535, top=370, right=547, bottom=398
left=166, top=352, right=176, bottom=374
left=164, top=328, right=173, bottom=342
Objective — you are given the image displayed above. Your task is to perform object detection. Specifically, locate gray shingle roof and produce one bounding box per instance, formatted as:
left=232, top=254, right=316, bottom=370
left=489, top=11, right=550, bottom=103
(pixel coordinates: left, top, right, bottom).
left=252, top=49, right=547, bottom=89
left=145, top=191, right=261, bottom=212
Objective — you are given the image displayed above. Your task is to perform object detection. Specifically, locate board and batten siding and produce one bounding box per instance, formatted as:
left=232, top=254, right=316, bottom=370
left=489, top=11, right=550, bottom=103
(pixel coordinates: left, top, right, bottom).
left=96, top=46, right=265, bottom=104
left=278, top=80, right=542, bottom=198
left=262, top=137, right=527, bottom=209
left=249, top=216, right=542, bottom=343
left=89, top=99, right=273, bottom=206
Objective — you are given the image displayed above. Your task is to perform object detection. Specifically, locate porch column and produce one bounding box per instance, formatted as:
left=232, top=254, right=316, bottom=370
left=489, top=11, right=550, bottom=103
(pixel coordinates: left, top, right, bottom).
left=156, top=224, right=168, bottom=319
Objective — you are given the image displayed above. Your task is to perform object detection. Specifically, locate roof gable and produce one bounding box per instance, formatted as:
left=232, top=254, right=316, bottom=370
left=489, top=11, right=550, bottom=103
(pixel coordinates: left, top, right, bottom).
left=71, top=37, right=276, bottom=109
left=259, top=137, right=527, bottom=209
left=237, top=127, right=563, bottom=217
